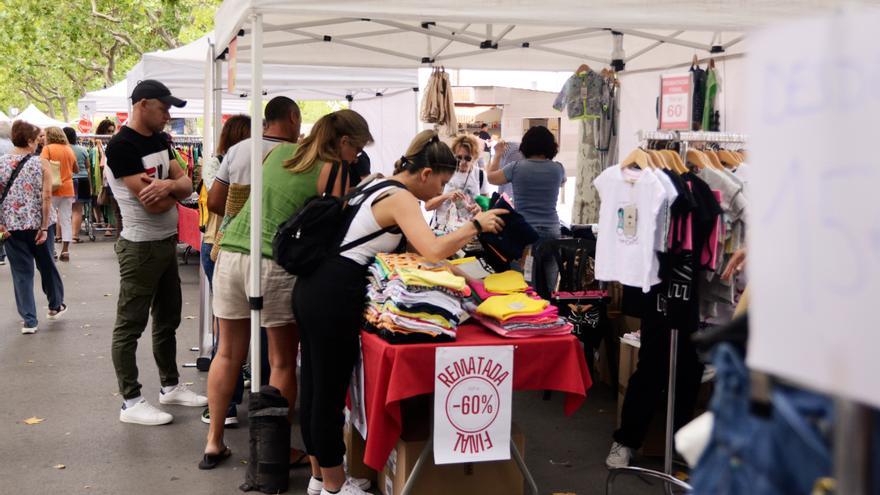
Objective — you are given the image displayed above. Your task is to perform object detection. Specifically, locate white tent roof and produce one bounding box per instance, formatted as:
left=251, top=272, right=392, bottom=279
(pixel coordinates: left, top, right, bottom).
left=78, top=80, right=251, bottom=118
left=16, top=104, right=69, bottom=128
left=128, top=35, right=419, bottom=102
left=213, top=0, right=867, bottom=73
left=0, top=109, right=9, bottom=122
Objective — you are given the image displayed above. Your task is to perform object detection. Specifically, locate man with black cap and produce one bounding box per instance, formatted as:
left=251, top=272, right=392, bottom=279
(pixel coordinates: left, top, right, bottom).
left=106, top=79, right=206, bottom=426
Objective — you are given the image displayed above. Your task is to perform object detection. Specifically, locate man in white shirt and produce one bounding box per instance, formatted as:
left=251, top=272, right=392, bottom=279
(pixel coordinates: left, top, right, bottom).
left=207, top=97, right=301, bottom=215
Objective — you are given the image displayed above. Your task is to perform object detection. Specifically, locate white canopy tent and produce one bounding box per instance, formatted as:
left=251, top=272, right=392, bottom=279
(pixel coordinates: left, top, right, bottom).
left=128, top=34, right=418, bottom=167
left=212, top=0, right=861, bottom=395
left=0, top=109, right=9, bottom=122
left=78, top=80, right=252, bottom=119
left=16, top=104, right=69, bottom=128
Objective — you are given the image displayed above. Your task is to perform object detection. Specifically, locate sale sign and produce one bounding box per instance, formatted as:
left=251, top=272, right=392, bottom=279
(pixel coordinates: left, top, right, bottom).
left=658, top=73, right=692, bottom=130
left=433, top=346, right=513, bottom=464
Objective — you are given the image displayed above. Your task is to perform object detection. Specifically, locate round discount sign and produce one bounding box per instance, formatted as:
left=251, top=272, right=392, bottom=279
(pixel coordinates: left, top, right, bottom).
left=444, top=376, right=500, bottom=434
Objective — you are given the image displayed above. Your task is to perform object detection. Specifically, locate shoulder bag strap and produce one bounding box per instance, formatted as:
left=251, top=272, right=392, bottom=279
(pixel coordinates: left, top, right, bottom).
left=321, top=162, right=341, bottom=197
left=0, top=154, right=32, bottom=206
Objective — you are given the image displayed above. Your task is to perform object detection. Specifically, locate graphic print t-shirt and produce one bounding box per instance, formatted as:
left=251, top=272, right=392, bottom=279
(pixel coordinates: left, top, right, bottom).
left=105, top=127, right=178, bottom=242
left=593, top=164, right=668, bottom=292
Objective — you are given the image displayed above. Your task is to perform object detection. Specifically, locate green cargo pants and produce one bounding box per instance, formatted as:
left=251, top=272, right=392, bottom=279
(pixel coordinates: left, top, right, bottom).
left=111, top=236, right=181, bottom=400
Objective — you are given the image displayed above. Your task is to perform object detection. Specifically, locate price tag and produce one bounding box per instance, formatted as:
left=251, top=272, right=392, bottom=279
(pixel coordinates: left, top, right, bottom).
left=658, top=74, right=692, bottom=130
left=433, top=346, right=513, bottom=464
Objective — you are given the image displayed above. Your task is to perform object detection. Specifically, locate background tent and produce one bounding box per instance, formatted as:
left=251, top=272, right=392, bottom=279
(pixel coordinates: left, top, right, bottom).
left=129, top=35, right=419, bottom=172
left=16, top=104, right=70, bottom=128
left=78, top=80, right=251, bottom=119
left=0, top=109, right=9, bottom=122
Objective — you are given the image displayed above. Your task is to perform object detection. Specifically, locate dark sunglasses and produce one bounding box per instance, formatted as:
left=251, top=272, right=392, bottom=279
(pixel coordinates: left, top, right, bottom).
left=456, top=155, right=473, bottom=162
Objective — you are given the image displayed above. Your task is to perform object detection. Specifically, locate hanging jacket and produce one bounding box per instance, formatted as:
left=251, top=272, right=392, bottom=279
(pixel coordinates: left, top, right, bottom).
left=553, top=70, right=604, bottom=120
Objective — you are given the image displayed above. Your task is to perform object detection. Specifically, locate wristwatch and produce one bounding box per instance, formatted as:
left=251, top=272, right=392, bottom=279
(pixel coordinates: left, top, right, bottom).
left=471, top=219, right=483, bottom=234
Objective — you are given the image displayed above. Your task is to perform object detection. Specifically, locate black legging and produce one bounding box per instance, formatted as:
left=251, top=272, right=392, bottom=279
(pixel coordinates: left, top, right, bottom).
left=293, top=256, right=368, bottom=468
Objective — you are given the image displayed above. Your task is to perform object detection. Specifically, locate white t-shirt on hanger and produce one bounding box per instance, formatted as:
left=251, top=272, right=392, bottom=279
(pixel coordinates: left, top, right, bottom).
left=593, top=164, right=668, bottom=293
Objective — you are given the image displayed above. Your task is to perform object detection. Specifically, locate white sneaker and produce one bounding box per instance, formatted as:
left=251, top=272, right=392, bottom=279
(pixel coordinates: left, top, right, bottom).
left=159, top=383, right=208, bottom=407
left=47, top=304, right=67, bottom=321
left=605, top=441, right=634, bottom=469
left=119, top=399, right=173, bottom=426
left=21, top=325, right=37, bottom=334
left=319, top=478, right=371, bottom=495
left=309, top=477, right=371, bottom=495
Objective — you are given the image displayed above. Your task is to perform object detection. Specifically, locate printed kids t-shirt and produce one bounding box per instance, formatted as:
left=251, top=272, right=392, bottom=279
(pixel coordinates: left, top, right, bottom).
left=593, top=164, right=668, bottom=292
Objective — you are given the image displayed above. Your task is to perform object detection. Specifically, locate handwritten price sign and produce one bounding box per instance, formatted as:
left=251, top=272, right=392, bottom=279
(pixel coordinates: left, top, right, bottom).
left=434, top=346, right=513, bottom=464
left=747, top=9, right=880, bottom=408
left=659, top=74, right=692, bottom=131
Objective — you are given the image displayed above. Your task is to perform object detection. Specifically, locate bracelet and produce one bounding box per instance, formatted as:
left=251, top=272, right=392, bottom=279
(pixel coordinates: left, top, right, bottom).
left=471, top=219, right=483, bottom=234
left=40, top=228, right=48, bottom=232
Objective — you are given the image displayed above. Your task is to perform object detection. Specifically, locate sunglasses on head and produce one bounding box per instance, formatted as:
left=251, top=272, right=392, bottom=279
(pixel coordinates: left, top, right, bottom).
left=456, top=155, right=473, bottom=162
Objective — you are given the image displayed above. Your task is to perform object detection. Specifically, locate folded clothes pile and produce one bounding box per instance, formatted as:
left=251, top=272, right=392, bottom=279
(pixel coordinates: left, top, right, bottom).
left=469, top=271, right=573, bottom=338
left=365, top=253, right=470, bottom=343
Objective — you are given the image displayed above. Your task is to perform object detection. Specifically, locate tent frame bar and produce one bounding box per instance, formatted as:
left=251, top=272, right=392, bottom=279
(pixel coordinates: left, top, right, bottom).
left=624, top=31, right=685, bottom=63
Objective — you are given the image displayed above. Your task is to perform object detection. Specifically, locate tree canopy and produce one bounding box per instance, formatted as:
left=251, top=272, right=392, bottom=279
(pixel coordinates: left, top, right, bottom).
left=0, top=0, right=219, bottom=121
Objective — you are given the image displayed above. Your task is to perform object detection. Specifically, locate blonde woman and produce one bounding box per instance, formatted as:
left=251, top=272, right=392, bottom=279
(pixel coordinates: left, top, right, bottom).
left=41, top=127, right=78, bottom=261
left=424, top=133, right=486, bottom=232
left=203, top=109, right=371, bottom=471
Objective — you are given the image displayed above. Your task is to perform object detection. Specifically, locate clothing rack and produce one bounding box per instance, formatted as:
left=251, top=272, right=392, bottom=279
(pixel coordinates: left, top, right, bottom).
left=607, top=130, right=748, bottom=495
left=77, top=133, right=204, bottom=144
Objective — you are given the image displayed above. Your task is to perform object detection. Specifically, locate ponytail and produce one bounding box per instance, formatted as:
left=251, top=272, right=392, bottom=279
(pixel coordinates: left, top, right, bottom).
left=394, top=130, right=457, bottom=175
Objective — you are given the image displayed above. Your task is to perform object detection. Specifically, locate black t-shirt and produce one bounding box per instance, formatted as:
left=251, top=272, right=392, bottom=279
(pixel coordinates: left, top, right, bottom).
left=105, top=127, right=175, bottom=179
left=478, top=130, right=491, bottom=152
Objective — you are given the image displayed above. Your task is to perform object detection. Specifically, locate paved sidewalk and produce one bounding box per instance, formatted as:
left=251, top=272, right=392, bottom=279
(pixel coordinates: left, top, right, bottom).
left=0, top=240, right=657, bottom=495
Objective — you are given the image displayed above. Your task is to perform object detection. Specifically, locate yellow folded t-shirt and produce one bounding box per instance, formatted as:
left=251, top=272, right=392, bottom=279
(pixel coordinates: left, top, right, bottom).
left=396, top=268, right=466, bottom=291
left=483, top=270, right=528, bottom=294
left=476, top=293, right=549, bottom=321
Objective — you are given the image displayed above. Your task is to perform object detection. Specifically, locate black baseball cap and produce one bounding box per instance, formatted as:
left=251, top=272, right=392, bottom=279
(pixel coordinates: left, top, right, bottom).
left=130, top=79, right=187, bottom=108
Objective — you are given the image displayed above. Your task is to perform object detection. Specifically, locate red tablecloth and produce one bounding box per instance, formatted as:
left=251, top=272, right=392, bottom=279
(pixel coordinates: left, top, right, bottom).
left=176, top=204, right=201, bottom=251
left=360, top=323, right=592, bottom=470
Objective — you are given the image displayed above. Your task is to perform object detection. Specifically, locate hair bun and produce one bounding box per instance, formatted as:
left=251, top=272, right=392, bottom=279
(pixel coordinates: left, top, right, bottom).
left=398, top=156, right=409, bottom=169
left=429, top=134, right=440, bottom=144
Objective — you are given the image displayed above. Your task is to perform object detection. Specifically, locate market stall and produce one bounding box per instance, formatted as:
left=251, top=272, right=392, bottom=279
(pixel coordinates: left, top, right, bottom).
left=210, top=1, right=868, bottom=492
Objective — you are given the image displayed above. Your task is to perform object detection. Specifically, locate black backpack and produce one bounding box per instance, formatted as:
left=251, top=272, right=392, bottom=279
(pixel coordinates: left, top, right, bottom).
left=272, top=163, right=405, bottom=276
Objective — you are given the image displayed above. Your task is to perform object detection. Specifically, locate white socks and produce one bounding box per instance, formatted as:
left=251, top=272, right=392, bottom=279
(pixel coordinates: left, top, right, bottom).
left=161, top=385, right=177, bottom=394
left=124, top=397, right=143, bottom=409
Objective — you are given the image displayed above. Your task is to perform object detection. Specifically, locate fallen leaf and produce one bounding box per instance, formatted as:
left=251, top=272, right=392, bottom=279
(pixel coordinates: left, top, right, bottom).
left=53, top=464, right=65, bottom=469
left=112, top=392, right=119, bottom=397
left=82, top=324, right=91, bottom=328
left=184, top=382, right=193, bottom=386
left=23, top=417, right=45, bottom=425
left=170, top=476, right=180, bottom=481
left=26, top=360, right=35, bottom=364
left=84, top=485, right=91, bottom=489
left=184, top=315, right=195, bottom=320
left=65, top=432, right=71, bottom=436
left=96, top=356, right=104, bottom=359
left=103, top=293, right=112, bottom=297
left=83, top=333, right=92, bottom=336
left=549, top=459, right=572, bottom=467
left=240, top=459, right=248, bottom=465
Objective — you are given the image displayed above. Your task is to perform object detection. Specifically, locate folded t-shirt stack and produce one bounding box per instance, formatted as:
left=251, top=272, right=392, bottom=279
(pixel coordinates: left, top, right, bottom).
left=365, top=253, right=470, bottom=344
left=469, top=270, right=573, bottom=338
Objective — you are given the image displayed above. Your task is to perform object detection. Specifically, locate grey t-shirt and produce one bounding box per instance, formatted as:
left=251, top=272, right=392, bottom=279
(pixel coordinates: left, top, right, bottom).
left=502, top=158, right=565, bottom=229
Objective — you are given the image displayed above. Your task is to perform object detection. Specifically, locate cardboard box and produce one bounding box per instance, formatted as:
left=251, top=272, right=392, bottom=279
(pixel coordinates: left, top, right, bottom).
left=378, top=423, right=525, bottom=495
left=344, top=423, right=377, bottom=484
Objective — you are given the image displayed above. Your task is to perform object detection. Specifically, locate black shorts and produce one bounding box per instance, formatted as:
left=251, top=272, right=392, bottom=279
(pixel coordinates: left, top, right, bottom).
left=73, top=177, right=91, bottom=202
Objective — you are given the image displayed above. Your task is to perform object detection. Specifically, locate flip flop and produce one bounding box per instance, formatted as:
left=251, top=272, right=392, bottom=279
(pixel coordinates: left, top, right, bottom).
left=59, top=252, right=70, bottom=262
left=289, top=448, right=309, bottom=469
left=198, top=446, right=231, bottom=470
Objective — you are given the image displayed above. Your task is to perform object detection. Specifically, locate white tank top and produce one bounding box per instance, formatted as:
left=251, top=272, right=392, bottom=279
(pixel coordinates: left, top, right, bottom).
left=339, top=180, right=404, bottom=265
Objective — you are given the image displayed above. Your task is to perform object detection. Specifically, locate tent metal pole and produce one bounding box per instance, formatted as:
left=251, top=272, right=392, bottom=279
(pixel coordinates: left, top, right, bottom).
left=370, top=19, right=484, bottom=48
left=248, top=11, right=264, bottom=395
left=213, top=58, right=223, bottom=148
left=501, top=28, right=605, bottom=47
left=722, top=35, right=746, bottom=50
left=624, top=31, right=684, bottom=63
left=244, top=17, right=357, bottom=36
left=243, top=28, right=402, bottom=51
left=431, top=24, right=470, bottom=59
left=528, top=45, right=610, bottom=65
left=614, top=29, right=708, bottom=51
left=494, top=25, right=516, bottom=43
left=281, top=27, right=420, bottom=63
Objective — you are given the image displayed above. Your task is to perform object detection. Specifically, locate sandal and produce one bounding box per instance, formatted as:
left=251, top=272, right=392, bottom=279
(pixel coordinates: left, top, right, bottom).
left=198, top=446, right=231, bottom=470
left=72, top=237, right=82, bottom=243
left=290, top=448, right=309, bottom=469
left=59, top=252, right=70, bottom=262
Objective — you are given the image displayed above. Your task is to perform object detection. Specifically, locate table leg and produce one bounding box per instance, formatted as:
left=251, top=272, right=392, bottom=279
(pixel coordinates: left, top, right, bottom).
left=400, top=437, right=433, bottom=495
left=511, top=438, right=539, bottom=495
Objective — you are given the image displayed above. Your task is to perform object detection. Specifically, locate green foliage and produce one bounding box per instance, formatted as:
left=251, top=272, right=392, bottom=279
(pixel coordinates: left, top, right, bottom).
left=298, top=100, right=346, bottom=124
left=0, top=0, right=220, bottom=121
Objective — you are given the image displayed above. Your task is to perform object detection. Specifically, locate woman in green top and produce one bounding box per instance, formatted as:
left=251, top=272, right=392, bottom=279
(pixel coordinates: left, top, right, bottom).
left=202, top=110, right=372, bottom=470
